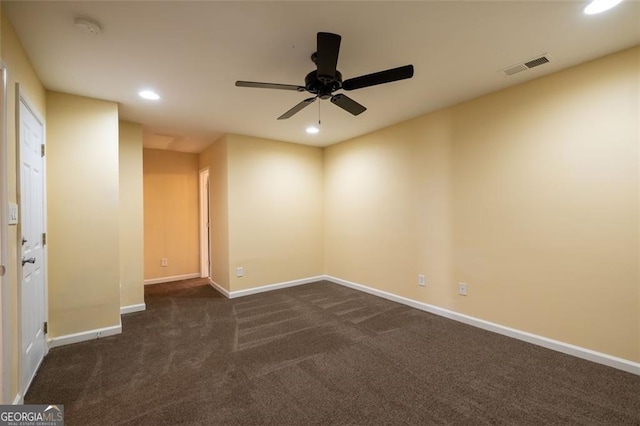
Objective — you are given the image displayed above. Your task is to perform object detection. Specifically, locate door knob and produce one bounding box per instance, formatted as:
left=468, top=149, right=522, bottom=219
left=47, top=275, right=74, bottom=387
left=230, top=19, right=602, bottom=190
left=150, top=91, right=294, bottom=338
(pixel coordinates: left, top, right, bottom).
left=22, top=257, right=36, bottom=266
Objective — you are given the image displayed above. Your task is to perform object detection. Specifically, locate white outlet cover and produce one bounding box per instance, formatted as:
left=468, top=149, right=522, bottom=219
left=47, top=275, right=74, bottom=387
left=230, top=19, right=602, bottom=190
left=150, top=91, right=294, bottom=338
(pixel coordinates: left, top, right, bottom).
left=236, top=267, right=244, bottom=277
left=458, top=283, right=468, bottom=296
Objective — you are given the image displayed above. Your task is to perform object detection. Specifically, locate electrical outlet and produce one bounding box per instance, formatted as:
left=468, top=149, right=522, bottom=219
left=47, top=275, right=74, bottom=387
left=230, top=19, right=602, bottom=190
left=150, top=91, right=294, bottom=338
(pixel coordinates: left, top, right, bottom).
left=236, top=267, right=244, bottom=277
left=418, top=274, right=426, bottom=287
left=161, top=258, right=168, bottom=267
left=458, top=283, right=468, bottom=296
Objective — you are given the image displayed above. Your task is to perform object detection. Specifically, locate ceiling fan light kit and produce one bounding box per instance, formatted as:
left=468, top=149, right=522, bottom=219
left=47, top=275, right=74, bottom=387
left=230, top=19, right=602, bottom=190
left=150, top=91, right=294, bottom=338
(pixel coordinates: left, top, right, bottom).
left=236, top=32, right=414, bottom=121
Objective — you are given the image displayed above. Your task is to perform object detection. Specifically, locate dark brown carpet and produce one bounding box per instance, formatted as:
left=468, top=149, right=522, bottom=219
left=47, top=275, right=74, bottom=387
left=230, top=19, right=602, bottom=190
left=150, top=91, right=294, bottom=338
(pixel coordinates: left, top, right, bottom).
left=26, top=280, right=640, bottom=425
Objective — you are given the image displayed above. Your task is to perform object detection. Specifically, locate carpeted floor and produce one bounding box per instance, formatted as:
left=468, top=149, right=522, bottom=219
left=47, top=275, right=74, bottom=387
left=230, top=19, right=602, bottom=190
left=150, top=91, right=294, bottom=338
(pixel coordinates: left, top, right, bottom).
left=26, top=280, right=640, bottom=425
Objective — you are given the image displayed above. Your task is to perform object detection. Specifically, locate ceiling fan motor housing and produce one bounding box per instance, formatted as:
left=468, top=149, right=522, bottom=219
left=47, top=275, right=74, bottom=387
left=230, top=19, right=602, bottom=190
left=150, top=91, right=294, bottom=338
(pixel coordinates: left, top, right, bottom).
left=305, top=70, right=342, bottom=99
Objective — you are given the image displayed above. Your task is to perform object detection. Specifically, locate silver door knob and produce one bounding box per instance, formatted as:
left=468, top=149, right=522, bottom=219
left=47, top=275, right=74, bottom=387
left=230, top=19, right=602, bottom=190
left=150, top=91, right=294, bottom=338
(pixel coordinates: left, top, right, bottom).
left=22, top=257, right=35, bottom=266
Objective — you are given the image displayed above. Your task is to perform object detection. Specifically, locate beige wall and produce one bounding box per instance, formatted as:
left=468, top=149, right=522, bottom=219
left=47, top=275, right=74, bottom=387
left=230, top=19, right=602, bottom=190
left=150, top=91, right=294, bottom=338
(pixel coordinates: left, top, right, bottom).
left=199, top=137, right=229, bottom=291
left=1, top=14, right=46, bottom=402
left=325, top=47, right=639, bottom=362
left=119, top=121, right=144, bottom=307
left=143, top=149, right=199, bottom=280
left=46, top=91, right=121, bottom=337
left=227, top=134, right=324, bottom=291
left=325, top=112, right=454, bottom=300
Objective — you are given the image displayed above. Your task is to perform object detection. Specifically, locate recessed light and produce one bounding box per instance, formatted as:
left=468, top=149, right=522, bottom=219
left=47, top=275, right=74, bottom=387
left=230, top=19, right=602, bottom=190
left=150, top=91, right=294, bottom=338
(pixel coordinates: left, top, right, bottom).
left=306, top=126, right=319, bottom=134
left=583, top=0, right=624, bottom=14
left=139, top=90, right=160, bottom=100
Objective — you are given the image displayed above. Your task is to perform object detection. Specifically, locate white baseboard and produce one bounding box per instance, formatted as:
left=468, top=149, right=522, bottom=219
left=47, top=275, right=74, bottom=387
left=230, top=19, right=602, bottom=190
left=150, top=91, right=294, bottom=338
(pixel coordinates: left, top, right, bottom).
left=209, top=276, right=325, bottom=299
left=120, top=303, right=146, bottom=315
left=209, top=280, right=230, bottom=298
left=228, top=276, right=325, bottom=299
left=144, top=273, right=201, bottom=285
left=325, top=275, right=640, bottom=376
left=12, top=393, right=22, bottom=405
left=48, top=322, right=122, bottom=349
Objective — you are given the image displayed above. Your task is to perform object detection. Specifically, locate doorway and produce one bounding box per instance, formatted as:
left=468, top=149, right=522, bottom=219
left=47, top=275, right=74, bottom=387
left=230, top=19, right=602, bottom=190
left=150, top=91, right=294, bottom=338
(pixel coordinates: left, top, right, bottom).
left=17, top=87, right=47, bottom=398
left=199, top=168, right=210, bottom=279
left=0, top=62, right=9, bottom=404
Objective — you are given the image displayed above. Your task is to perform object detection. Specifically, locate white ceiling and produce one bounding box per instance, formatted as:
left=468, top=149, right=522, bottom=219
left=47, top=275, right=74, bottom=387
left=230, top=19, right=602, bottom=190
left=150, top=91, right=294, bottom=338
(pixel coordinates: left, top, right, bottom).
left=3, top=1, right=639, bottom=152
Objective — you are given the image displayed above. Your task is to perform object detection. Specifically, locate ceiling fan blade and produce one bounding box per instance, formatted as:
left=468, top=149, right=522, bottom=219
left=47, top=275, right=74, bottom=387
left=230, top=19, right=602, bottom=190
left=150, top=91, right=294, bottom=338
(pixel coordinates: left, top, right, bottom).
left=330, top=94, right=366, bottom=116
left=316, top=32, right=341, bottom=82
left=277, top=97, right=317, bottom=120
left=342, top=65, right=414, bottom=91
left=236, top=81, right=305, bottom=92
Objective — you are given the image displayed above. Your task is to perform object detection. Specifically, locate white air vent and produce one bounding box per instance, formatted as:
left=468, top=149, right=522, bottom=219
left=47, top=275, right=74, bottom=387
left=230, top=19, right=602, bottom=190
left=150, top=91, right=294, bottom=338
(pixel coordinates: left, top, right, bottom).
left=499, top=54, right=553, bottom=76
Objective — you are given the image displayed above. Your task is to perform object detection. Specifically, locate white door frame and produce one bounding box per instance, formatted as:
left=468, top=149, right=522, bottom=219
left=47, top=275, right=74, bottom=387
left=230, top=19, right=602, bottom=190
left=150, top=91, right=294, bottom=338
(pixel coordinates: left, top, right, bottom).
left=199, top=168, right=210, bottom=278
left=16, top=84, right=48, bottom=401
left=0, top=61, right=10, bottom=404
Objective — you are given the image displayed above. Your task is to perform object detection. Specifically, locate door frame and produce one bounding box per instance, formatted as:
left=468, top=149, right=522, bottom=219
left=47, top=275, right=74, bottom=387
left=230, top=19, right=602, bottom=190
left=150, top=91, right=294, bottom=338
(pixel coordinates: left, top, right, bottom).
left=199, top=168, right=210, bottom=278
left=16, top=84, right=48, bottom=400
left=0, top=61, right=10, bottom=404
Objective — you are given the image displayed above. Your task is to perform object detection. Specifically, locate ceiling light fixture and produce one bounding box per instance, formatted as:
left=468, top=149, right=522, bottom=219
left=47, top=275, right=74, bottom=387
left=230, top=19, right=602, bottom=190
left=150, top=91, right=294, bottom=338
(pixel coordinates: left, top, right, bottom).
left=138, top=90, right=160, bottom=100
left=74, top=17, right=103, bottom=35
left=583, top=0, right=624, bottom=14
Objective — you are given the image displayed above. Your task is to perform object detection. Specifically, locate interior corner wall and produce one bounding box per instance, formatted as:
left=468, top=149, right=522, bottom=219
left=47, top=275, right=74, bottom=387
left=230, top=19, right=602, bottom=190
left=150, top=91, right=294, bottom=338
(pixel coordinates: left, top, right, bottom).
left=199, top=136, right=229, bottom=291
left=143, top=148, right=199, bottom=281
left=324, top=46, right=639, bottom=362
left=226, top=134, right=324, bottom=292
left=119, top=121, right=144, bottom=307
left=1, top=13, right=46, bottom=402
left=46, top=91, right=120, bottom=337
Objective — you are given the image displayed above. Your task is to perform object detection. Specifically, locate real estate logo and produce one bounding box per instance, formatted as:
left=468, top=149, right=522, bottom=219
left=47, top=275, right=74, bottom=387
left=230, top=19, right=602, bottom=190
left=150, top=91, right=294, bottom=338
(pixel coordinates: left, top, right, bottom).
left=0, top=405, right=63, bottom=426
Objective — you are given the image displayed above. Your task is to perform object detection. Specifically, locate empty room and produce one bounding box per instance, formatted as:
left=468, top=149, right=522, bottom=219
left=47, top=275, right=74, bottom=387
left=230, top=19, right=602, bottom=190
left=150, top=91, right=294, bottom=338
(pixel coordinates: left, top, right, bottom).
left=0, top=1, right=638, bottom=424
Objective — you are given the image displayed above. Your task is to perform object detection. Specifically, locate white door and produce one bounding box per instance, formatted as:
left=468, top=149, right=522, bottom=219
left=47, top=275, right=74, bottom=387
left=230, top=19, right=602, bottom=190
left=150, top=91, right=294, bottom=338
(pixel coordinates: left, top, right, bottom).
left=19, top=97, right=46, bottom=395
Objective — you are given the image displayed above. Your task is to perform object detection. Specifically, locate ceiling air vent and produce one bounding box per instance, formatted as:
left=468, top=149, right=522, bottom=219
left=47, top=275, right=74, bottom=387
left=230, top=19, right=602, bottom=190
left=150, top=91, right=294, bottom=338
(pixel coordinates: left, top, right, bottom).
left=499, top=54, right=553, bottom=76
left=524, top=56, right=550, bottom=68
left=502, top=64, right=528, bottom=76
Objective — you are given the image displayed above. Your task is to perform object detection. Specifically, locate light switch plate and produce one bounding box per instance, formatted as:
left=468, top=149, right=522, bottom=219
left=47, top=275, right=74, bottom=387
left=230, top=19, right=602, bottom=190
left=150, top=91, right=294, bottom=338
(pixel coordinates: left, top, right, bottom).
left=418, top=274, right=426, bottom=287
left=8, top=203, right=18, bottom=225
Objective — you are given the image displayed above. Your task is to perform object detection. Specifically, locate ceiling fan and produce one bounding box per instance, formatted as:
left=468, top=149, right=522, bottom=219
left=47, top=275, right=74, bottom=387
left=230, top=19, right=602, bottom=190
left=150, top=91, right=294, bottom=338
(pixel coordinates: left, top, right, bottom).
left=235, top=32, right=414, bottom=120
